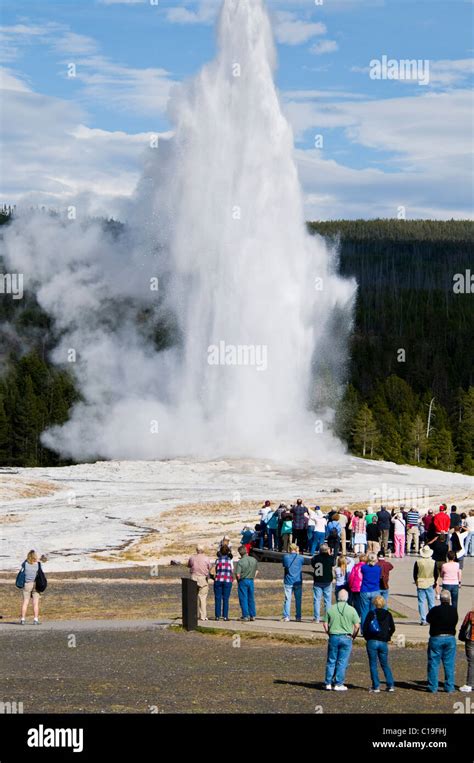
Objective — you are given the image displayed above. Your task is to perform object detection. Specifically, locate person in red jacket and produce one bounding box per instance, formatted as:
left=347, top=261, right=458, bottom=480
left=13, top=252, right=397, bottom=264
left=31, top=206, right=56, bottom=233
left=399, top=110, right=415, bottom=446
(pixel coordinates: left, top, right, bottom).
left=433, top=505, right=451, bottom=534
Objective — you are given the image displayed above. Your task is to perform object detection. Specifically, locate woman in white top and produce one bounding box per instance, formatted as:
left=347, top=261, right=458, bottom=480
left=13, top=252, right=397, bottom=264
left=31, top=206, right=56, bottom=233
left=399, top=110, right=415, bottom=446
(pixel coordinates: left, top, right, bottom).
left=465, top=510, right=474, bottom=557
left=307, top=508, right=317, bottom=554
left=312, top=508, right=327, bottom=554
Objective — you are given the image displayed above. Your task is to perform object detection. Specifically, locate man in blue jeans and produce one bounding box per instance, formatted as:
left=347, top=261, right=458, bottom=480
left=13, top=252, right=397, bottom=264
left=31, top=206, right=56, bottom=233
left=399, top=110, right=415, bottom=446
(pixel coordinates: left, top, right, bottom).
left=426, top=589, right=458, bottom=692
left=311, top=544, right=334, bottom=622
left=282, top=543, right=305, bottom=622
left=323, top=589, right=360, bottom=690
left=235, top=546, right=258, bottom=621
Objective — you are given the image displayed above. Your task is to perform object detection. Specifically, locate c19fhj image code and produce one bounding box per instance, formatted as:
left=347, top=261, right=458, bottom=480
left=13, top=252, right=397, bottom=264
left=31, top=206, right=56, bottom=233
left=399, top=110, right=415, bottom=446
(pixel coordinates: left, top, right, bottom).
left=0, top=0, right=473, bottom=756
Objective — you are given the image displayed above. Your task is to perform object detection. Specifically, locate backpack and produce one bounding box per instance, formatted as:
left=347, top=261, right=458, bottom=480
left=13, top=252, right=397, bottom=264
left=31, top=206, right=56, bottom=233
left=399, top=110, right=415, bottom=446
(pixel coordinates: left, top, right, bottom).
left=15, top=562, right=26, bottom=589
left=35, top=563, right=47, bottom=593
left=368, top=611, right=382, bottom=636
left=459, top=613, right=473, bottom=643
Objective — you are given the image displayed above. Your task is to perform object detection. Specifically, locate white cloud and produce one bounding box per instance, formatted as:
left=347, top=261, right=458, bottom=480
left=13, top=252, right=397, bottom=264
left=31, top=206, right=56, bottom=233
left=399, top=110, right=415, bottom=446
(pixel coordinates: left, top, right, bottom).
left=273, top=12, right=326, bottom=45
left=69, top=55, right=175, bottom=117
left=0, top=73, right=169, bottom=217
left=310, top=39, right=339, bottom=55
left=0, top=23, right=176, bottom=118
left=166, top=0, right=217, bottom=24
left=0, top=67, right=31, bottom=92
left=284, top=87, right=473, bottom=219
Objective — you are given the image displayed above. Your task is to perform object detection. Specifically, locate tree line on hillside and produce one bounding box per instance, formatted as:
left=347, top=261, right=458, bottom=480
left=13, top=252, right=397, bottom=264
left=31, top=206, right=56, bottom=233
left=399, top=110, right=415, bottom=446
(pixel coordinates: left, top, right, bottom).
left=1, top=213, right=473, bottom=472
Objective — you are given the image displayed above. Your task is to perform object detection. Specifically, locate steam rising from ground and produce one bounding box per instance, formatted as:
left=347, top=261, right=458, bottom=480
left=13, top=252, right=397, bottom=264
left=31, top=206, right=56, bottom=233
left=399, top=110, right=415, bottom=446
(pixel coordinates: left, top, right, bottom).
left=2, top=0, right=356, bottom=462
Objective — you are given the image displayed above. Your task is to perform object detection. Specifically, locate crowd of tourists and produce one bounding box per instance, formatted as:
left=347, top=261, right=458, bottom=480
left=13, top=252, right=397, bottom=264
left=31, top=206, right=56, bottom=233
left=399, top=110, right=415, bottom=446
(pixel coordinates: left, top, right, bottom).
left=14, top=499, right=472, bottom=694
left=186, top=499, right=473, bottom=693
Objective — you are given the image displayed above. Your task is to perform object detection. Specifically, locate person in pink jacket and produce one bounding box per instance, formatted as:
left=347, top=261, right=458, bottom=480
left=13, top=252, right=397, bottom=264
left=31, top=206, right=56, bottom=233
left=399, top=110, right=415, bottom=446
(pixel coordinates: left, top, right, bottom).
left=348, top=553, right=368, bottom=616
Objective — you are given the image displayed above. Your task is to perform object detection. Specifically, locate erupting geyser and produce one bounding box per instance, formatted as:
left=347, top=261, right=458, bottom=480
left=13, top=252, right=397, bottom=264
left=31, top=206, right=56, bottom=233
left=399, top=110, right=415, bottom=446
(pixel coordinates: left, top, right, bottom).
left=3, top=0, right=356, bottom=462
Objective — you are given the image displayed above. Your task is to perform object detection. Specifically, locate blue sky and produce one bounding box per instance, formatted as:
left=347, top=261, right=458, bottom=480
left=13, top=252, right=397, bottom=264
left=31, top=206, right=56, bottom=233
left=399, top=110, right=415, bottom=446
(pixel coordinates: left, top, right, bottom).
left=1, top=0, right=473, bottom=219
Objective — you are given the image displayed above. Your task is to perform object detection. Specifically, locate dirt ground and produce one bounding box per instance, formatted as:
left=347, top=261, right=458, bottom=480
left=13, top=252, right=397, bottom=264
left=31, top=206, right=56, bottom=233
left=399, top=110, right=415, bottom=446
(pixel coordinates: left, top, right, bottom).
left=0, top=626, right=469, bottom=714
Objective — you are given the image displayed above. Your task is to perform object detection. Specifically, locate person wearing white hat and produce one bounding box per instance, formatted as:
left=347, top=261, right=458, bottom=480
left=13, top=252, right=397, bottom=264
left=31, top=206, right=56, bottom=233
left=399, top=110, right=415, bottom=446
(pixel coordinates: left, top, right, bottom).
left=413, top=545, right=439, bottom=625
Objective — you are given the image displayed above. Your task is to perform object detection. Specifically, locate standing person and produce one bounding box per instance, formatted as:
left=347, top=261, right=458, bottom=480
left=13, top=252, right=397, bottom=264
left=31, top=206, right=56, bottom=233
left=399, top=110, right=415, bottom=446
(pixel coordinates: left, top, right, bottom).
left=465, top=509, right=474, bottom=557
left=240, top=526, right=255, bottom=554
left=280, top=510, right=293, bottom=553
left=187, top=545, right=212, bottom=621
left=235, top=545, right=258, bottom=622
left=311, top=544, right=334, bottom=623
left=343, top=508, right=353, bottom=550
left=450, top=505, right=461, bottom=530
left=377, top=506, right=391, bottom=555
left=426, top=589, right=458, bottom=693
left=323, top=589, right=360, bottom=691
left=276, top=503, right=288, bottom=551
left=451, top=525, right=468, bottom=570
left=367, top=516, right=381, bottom=554
left=281, top=543, right=305, bottom=622
left=458, top=607, right=474, bottom=692
left=218, top=535, right=232, bottom=552
left=338, top=510, right=349, bottom=556
left=429, top=532, right=449, bottom=574
left=213, top=545, right=234, bottom=621
left=313, top=507, right=327, bottom=554
left=348, top=554, right=367, bottom=615
left=351, top=511, right=367, bottom=554
left=266, top=508, right=280, bottom=551
left=406, top=507, right=421, bottom=554
left=326, top=514, right=341, bottom=559
left=291, top=499, right=309, bottom=552
left=391, top=512, right=406, bottom=558
left=362, top=595, right=396, bottom=692
left=258, top=500, right=273, bottom=549
left=422, top=509, right=435, bottom=544
left=377, top=551, right=393, bottom=608
left=335, top=555, right=354, bottom=598
left=18, top=550, right=47, bottom=625
left=438, top=551, right=462, bottom=612
left=413, top=546, right=439, bottom=625
left=359, top=553, right=382, bottom=627
left=433, top=504, right=450, bottom=535
left=365, top=507, right=377, bottom=526
left=306, top=507, right=317, bottom=556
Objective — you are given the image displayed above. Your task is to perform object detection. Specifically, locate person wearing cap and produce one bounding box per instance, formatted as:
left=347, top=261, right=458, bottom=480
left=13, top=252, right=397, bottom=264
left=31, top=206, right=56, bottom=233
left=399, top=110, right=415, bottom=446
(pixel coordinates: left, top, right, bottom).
left=426, top=589, right=458, bottom=693
left=414, top=545, right=439, bottom=625
left=433, top=505, right=450, bottom=534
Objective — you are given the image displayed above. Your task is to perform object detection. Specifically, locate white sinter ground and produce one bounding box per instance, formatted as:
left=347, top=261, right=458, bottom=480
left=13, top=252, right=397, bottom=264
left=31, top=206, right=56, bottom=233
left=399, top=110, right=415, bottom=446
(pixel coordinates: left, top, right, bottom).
left=0, top=457, right=473, bottom=571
